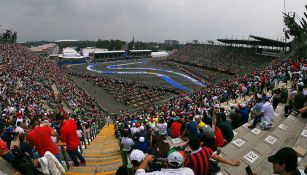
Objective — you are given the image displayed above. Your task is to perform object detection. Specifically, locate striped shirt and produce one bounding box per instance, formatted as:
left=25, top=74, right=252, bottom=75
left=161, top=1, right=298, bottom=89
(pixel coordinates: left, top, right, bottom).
left=184, top=147, right=213, bottom=175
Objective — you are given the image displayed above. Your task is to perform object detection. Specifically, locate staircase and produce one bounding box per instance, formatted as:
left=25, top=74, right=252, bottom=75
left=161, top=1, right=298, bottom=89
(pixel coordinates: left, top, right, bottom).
left=65, top=124, right=122, bottom=175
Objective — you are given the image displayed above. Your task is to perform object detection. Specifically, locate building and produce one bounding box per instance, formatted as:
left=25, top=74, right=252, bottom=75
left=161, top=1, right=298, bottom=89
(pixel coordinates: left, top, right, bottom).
left=164, top=40, right=179, bottom=45
left=81, top=47, right=108, bottom=57
left=29, top=43, right=59, bottom=56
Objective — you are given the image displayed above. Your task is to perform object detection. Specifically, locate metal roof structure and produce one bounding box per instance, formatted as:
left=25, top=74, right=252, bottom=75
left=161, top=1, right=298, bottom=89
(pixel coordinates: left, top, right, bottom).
left=217, top=35, right=291, bottom=47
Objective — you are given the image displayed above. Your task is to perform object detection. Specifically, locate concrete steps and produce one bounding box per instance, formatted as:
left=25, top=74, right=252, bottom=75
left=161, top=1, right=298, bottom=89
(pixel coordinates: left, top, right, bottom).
left=65, top=124, right=121, bottom=175
left=219, top=104, right=307, bottom=175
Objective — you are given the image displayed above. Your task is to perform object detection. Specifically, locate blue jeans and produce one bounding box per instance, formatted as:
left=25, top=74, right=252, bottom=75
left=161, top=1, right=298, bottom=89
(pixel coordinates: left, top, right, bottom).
left=55, top=153, right=63, bottom=163
left=67, top=149, right=85, bottom=166
left=2, top=151, right=14, bottom=163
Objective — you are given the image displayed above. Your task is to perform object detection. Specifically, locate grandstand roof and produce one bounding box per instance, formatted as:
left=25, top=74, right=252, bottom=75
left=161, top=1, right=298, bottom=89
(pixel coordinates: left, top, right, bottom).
left=129, top=50, right=152, bottom=52
left=217, top=35, right=291, bottom=47
left=55, top=40, right=79, bottom=43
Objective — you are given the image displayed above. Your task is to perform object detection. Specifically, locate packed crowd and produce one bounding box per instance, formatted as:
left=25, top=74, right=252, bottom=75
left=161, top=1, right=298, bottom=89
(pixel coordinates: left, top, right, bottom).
left=169, top=44, right=272, bottom=74
left=0, top=44, right=105, bottom=174
left=0, top=43, right=306, bottom=175
left=115, top=55, right=307, bottom=174
left=68, top=71, right=180, bottom=108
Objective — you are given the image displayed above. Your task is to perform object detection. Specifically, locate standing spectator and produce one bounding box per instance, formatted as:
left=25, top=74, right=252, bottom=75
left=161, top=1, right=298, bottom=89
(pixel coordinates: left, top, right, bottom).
left=106, top=115, right=111, bottom=126
left=59, top=116, right=86, bottom=167
left=27, top=120, right=60, bottom=161
left=121, top=131, right=134, bottom=154
left=156, top=118, right=168, bottom=136
left=135, top=137, right=149, bottom=154
left=170, top=118, right=181, bottom=138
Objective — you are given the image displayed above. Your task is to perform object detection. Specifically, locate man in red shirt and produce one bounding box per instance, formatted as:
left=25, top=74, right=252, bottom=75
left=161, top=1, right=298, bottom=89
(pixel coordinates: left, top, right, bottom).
left=28, top=120, right=60, bottom=161
left=60, top=115, right=85, bottom=166
left=170, top=118, right=181, bottom=138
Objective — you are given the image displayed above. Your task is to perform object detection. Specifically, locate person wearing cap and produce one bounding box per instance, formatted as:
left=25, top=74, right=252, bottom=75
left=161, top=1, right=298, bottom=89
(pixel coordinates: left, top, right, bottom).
left=133, top=148, right=194, bottom=175
left=267, top=147, right=301, bottom=175
left=135, top=137, right=149, bottom=154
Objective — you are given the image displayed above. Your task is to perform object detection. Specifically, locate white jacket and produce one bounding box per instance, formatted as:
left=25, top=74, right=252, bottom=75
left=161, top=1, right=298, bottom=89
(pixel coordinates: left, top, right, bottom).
left=38, top=151, right=65, bottom=175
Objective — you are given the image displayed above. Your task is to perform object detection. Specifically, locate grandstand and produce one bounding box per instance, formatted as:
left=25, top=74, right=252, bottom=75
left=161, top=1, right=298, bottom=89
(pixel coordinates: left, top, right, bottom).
left=0, top=4, right=307, bottom=175
left=168, top=44, right=272, bottom=76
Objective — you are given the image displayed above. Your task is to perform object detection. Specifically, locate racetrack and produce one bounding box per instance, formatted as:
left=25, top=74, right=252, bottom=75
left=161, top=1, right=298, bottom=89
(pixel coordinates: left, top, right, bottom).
left=68, top=58, right=207, bottom=113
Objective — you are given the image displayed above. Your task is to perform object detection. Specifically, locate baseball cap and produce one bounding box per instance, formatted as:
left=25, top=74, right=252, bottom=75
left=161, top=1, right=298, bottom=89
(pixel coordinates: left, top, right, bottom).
left=130, top=149, right=145, bottom=164
left=268, top=147, right=298, bottom=170
left=167, top=148, right=185, bottom=166
left=139, top=137, right=145, bottom=143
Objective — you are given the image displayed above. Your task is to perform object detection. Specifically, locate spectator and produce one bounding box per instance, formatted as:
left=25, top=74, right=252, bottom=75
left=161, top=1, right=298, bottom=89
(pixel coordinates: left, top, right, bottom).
left=170, top=118, right=181, bottom=138
left=267, top=147, right=301, bottom=175
left=59, top=115, right=86, bottom=167
left=121, top=131, right=134, bottom=154
left=135, top=137, right=149, bottom=154
left=27, top=120, right=60, bottom=162
left=0, top=128, right=14, bottom=163
left=182, top=116, right=198, bottom=138
left=217, top=112, right=234, bottom=144
left=133, top=148, right=194, bottom=175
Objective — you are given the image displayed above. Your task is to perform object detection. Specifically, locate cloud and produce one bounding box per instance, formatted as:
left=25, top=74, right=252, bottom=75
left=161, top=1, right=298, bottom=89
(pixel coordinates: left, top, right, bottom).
left=0, top=0, right=305, bottom=43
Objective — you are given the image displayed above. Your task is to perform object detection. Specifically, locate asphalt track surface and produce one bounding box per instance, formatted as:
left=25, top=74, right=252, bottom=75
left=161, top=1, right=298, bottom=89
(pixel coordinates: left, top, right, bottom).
left=68, top=58, right=206, bottom=113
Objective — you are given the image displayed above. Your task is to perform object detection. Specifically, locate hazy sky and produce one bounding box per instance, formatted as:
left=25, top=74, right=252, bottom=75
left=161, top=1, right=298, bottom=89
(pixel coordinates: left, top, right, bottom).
left=0, top=0, right=306, bottom=43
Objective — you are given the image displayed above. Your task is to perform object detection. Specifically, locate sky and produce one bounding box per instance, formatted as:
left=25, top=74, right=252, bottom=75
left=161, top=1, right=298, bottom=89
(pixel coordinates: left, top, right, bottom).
left=0, top=0, right=306, bottom=43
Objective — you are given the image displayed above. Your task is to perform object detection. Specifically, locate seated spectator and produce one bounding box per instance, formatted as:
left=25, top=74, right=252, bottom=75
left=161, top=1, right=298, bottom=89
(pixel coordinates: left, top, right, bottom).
left=184, top=137, right=239, bottom=175
left=0, top=129, right=14, bottom=163
left=217, top=111, right=234, bottom=144
left=133, top=148, right=194, bottom=175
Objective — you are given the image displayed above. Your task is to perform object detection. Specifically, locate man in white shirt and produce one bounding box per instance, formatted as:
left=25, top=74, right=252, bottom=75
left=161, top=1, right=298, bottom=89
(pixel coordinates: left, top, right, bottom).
left=121, top=132, right=134, bottom=153
left=130, top=123, right=139, bottom=136
left=260, top=99, right=275, bottom=130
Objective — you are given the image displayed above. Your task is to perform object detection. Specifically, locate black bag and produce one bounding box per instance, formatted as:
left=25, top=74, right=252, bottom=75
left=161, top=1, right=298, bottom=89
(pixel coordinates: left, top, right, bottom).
left=204, top=148, right=220, bottom=175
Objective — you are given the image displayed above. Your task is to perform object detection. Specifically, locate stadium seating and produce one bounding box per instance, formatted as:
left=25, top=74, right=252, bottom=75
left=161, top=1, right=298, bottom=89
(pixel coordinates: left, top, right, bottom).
left=219, top=104, right=307, bottom=175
